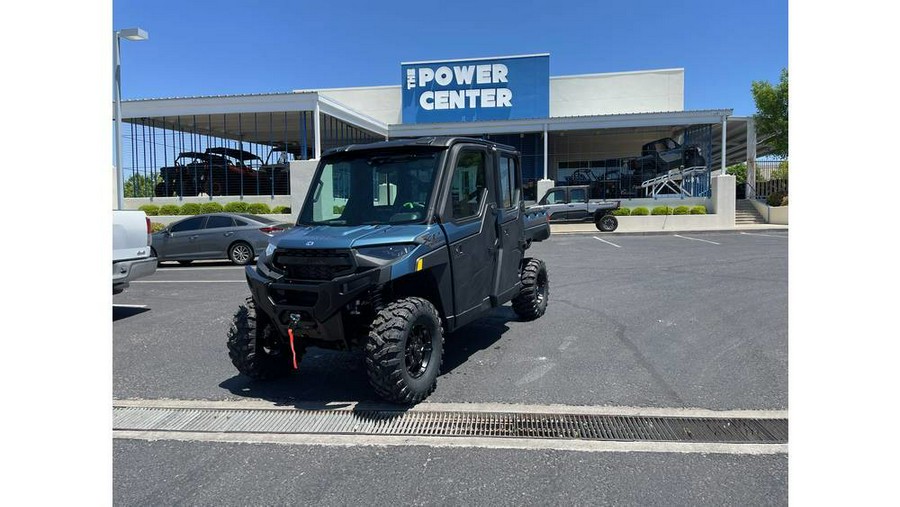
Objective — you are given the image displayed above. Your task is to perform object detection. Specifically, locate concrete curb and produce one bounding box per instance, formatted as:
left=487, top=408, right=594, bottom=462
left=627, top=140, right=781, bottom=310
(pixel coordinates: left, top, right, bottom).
left=551, top=225, right=789, bottom=237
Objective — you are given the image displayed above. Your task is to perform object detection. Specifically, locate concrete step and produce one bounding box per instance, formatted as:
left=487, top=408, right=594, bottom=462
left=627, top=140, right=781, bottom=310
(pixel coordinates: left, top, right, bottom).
left=735, top=200, right=766, bottom=223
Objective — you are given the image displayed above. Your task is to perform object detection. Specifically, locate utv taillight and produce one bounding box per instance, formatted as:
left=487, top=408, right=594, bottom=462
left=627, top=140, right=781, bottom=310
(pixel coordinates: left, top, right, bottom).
left=259, top=226, right=284, bottom=234
left=146, top=217, right=152, bottom=234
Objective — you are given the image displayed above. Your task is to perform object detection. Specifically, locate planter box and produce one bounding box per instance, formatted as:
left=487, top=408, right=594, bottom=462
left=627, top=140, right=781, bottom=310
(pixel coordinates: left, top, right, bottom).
left=614, top=214, right=726, bottom=232
left=147, top=214, right=293, bottom=226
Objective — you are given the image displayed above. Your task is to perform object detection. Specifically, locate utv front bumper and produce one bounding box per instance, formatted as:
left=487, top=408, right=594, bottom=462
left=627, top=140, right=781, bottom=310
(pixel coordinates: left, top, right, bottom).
left=245, top=264, right=391, bottom=343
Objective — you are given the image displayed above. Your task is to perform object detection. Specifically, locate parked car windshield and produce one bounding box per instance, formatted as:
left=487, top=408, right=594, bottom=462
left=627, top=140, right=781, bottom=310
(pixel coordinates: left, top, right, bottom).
left=298, top=149, right=443, bottom=226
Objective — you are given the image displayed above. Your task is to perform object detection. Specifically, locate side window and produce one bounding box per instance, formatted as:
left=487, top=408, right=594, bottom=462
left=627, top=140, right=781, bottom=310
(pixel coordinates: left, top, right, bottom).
left=569, top=188, right=586, bottom=202
left=205, top=216, right=234, bottom=229
left=234, top=218, right=249, bottom=227
left=544, top=189, right=566, bottom=204
left=499, top=155, right=515, bottom=209
left=448, top=149, right=487, bottom=220
left=170, top=216, right=205, bottom=233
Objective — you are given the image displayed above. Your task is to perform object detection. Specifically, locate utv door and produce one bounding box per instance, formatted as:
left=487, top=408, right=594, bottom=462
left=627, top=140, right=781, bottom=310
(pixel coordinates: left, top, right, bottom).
left=492, top=152, right=526, bottom=302
left=565, top=187, right=590, bottom=221
left=540, top=188, right=568, bottom=222
left=441, top=146, right=498, bottom=325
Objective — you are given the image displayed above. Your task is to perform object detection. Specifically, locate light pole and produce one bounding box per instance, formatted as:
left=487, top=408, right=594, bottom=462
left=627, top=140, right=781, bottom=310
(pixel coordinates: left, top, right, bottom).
left=114, top=27, right=149, bottom=210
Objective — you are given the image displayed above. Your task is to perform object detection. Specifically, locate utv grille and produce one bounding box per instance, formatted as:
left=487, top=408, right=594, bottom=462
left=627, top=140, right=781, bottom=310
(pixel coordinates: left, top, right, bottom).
left=273, top=249, right=355, bottom=281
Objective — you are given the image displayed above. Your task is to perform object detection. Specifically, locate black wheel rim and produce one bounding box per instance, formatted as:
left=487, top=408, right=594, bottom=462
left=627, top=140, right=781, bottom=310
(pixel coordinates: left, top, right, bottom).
left=602, top=216, right=616, bottom=229
left=260, top=326, right=283, bottom=357
left=536, top=271, right=548, bottom=305
left=405, top=322, right=433, bottom=378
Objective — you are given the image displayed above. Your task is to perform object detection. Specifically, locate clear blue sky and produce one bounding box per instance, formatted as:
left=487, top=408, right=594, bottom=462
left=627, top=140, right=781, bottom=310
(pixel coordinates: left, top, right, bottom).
left=113, top=0, right=787, bottom=116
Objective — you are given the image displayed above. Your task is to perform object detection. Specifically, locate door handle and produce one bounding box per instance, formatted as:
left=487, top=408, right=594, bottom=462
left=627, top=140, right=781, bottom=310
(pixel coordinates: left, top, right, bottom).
left=224, top=232, right=234, bottom=237
left=189, top=235, right=199, bottom=240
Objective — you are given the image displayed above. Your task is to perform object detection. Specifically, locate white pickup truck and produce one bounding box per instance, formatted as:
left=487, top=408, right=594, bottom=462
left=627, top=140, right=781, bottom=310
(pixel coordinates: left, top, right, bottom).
left=113, top=210, right=157, bottom=294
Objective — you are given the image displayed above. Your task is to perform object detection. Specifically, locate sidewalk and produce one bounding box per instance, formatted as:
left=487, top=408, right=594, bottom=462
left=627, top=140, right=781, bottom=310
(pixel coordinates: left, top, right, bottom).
left=550, top=222, right=789, bottom=235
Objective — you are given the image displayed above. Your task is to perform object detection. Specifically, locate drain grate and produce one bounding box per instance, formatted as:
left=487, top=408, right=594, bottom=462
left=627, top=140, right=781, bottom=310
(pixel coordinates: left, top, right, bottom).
left=114, top=406, right=787, bottom=444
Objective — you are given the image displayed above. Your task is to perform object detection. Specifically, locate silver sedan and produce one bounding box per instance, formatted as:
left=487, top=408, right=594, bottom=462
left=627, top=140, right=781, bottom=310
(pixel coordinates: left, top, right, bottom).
left=151, top=213, right=291, bottom=265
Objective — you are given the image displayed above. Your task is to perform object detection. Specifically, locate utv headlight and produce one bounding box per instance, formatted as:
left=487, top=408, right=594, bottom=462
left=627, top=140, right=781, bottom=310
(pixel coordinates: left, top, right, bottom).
left=356, top=244, right=415, bottom=260
left=257, top=241, right=280, bottom=273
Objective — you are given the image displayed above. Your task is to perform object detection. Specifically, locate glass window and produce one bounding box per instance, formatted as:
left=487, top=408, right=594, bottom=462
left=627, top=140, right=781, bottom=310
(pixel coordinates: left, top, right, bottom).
left=205, top=216, right=234, bottom=229
left=298, top=149, right=441, bottom=226
left=170, top=216, right=206, bottom=233
left=543, top=189, right=566, bottom=204
left=449, top=150, right=487, bottom=220
left=499, top=155, right=515, bottom=209
left=234, top=218, right=249, bottom=227
left=569, top=188, right=586, bottom=202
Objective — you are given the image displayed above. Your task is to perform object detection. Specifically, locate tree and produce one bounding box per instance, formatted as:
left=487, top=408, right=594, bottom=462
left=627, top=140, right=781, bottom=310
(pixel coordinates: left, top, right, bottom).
left=752, top=68, right=788, bottom=158
left=124, top=173, right=161, bottom=198
left=726, top=162, right=747, bottom=185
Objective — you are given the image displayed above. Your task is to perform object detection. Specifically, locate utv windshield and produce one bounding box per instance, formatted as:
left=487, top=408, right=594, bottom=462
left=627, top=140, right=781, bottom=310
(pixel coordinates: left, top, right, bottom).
left=298, top=148, right=444, bottom=226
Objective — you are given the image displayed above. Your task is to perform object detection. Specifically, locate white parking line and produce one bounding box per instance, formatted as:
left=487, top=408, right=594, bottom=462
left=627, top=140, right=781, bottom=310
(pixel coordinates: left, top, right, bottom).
left=740, top=232, right=788, bottom=239
left=673, top=234, right=720, bottom=245
left=132, top=280, right=245, bottom=283
left=592, top=236, right=621, bottom=248
left=113, top=304, right=148, bottom=309
left=158, top=265, right=246, bottom=271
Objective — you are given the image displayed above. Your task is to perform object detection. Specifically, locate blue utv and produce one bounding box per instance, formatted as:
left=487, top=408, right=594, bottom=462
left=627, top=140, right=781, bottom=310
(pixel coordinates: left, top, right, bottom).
left=227, top=137, right=551, bottom=404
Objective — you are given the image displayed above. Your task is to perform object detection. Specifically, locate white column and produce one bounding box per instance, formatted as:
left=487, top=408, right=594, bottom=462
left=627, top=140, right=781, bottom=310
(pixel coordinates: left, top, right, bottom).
left=721, top=115, right=728, bottom=174
left=543, top=124, right=548, bottom=180
left=535, top=124, right=554, bottom=202
left=313, top=102, right=322, bottom=159
left=746, top=118, right=757, bottom=199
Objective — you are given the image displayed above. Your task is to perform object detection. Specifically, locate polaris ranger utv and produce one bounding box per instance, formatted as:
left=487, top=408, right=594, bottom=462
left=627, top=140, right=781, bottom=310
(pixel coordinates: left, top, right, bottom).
left=227, top=137, right=551, bottom=404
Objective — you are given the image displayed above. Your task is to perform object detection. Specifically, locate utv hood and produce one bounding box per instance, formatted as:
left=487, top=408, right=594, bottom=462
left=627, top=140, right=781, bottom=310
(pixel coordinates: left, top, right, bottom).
left=273, top=224, right=443, bottom=250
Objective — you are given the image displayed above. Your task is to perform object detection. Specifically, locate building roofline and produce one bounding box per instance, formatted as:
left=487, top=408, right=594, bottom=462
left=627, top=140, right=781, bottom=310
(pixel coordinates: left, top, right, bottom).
left=550, top=68, right=685, bottom=80
left=400, top=53, right=550, bottom=65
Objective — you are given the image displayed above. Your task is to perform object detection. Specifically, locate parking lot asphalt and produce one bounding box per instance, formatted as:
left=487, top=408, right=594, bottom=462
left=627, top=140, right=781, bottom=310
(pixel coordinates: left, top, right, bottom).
left=114, top=439, right=787, bottom=506
left=114, top=230, right=788, bottom=410
left=113, top=230, right=788, bottom=505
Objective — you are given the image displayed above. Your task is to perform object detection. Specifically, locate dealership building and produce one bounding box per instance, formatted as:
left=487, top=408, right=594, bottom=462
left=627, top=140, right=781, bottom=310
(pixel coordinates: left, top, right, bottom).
left=118, top=53, right=769, bottom=217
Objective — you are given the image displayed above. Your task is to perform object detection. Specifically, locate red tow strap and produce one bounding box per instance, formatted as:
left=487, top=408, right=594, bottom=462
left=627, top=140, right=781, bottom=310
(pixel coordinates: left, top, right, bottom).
left=287, top=328, right=299, bottom=370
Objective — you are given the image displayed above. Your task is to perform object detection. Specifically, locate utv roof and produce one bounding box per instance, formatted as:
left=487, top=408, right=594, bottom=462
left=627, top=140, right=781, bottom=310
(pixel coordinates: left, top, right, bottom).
left=205, top=147, right=262, bottom=161
left=323, top=136, right=516, bottom=156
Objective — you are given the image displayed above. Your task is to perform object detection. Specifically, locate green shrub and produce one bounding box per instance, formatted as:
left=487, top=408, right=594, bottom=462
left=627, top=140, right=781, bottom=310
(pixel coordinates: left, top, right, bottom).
left=180, top=203, right=202, bottom=215
left=159, top=204, right=180, bottom=216
left=726, top=163, right=747, bottom=185
left=333, top=205, right=346, bottom=215
left=651, top=206, right=673, bottom=215
left=248, top=203, right=271, bottom=215
left=690, top=205, right=707, bottom=215
left=224, top=201, right=251, bottom=213
left=610, top=207, right=631, bottom=216
left=201, top=202, right=224, bottom=214
left=631, top=207, right=650, bottom=216
left=150, top=222, right=166, bottom=233
left=673, top=206, right=690, bottom=215
left=271, top=206, right=291, bottom=214
left=138, top=204, right=159, bottom=216
left=767, top=191, right=786, bottom=207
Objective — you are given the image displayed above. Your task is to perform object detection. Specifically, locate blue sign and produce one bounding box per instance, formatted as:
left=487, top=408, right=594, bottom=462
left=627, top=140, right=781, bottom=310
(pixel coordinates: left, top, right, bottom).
left=401, top=54, right=549, bottom=124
